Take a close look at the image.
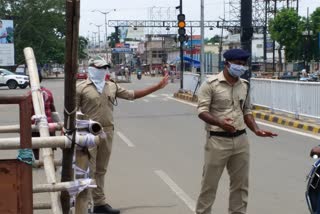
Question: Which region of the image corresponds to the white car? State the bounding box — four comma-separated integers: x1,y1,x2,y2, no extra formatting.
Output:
0,68,29,89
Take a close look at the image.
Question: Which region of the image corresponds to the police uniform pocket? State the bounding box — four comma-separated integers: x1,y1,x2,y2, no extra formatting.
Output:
107,95,116,108
215,98,232,110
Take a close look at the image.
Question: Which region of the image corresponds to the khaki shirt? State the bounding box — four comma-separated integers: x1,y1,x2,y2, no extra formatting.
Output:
76,79,135,128
197,71,252,132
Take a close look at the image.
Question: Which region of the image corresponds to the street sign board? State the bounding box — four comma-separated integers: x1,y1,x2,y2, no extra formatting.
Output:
111,48,132,53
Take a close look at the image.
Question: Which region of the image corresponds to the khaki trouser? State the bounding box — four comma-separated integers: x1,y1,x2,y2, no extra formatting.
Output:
89,127,114,206
196,133,250,214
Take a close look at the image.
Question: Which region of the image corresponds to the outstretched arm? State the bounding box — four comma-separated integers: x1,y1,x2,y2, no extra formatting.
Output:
244,114,277,137
133,74,169,99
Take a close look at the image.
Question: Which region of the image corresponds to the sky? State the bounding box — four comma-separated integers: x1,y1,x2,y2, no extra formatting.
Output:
79,0,320,40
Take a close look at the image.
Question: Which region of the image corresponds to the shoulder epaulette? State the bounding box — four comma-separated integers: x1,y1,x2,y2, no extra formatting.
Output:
76,80,86,88
206,75,219,83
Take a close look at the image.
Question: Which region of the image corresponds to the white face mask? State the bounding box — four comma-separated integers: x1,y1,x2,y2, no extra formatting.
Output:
88,67,109,94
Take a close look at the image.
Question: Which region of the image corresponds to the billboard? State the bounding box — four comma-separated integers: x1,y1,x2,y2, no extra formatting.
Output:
0,19,14,66
126,27,145,41
111,48,132,53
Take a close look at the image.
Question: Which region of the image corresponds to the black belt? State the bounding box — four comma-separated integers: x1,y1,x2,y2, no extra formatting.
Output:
210,129,246,138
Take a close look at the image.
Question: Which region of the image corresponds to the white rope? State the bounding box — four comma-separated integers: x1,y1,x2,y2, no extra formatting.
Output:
66,178,97,197
31,86,41,92
64,107,77,131
76,132,96,149
31,114,47,123
74,164,90,178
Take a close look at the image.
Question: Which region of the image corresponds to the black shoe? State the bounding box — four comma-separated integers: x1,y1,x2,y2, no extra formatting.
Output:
93,204,120,214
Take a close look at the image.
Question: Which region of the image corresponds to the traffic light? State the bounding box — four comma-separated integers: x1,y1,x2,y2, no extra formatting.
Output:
177,14,187,42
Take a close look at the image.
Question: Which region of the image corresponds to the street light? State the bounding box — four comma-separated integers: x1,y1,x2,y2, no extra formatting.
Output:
92,9,116,62
90,23,102,50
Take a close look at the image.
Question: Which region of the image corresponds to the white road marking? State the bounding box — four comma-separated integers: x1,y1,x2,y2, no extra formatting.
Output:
155,170,196,212
169,97,197,107
161,93,171,97
256,121,320,140
169,97,320,140
116,131,135,147
162,98,169,101
129,100,134,103
147,94,157,98
143,99,149,103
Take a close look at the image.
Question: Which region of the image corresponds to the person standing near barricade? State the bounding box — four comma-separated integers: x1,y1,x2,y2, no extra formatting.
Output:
76,56,169,214
195,49,278,214
30,73,60,160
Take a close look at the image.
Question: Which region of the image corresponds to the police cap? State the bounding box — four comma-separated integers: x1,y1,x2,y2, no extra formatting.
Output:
88,56,110,68
223,49,250,61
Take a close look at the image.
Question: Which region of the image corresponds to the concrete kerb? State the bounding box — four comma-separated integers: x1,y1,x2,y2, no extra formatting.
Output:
252,110,320,134
173,92,320,134
173,92,198,102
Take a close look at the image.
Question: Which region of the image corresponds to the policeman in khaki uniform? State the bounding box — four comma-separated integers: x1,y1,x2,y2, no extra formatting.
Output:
195,49,277,214
76,56,169,214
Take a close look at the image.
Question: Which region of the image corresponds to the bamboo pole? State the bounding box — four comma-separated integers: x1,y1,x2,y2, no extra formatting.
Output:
24,47,62,214
0,123,63,133
33,203,51,210
61,0,80,212
75,149,90,214
33,179,96,193
0,135,99,149
33,160,62,168
0,136,68,149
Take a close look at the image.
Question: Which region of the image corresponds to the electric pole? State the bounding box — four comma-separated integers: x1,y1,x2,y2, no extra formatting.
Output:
240,0,253,80
200,0,205,83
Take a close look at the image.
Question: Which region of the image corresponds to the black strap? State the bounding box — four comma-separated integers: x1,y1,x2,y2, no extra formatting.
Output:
210,129,246,138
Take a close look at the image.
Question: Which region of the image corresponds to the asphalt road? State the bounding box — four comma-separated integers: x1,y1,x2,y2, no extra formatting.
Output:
0,76,319,214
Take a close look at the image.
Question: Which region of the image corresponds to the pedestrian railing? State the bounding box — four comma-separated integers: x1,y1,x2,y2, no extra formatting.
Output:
251,78,320,119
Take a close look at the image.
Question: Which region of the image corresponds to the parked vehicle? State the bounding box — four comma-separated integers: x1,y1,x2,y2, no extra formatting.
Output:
299,73,318,82
0,68,29,89
15,64,28,75
137,69,142,80
76,70,87,80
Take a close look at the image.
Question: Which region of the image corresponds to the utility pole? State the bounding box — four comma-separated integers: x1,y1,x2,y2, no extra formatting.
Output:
90,23,102,50
92,9,116,62
263,0,268,73
61,0,80,213
306,7,310,73
190,26,193,69
272,0,277,73
200,0,205,83
240,0,253,80
92,32,97,54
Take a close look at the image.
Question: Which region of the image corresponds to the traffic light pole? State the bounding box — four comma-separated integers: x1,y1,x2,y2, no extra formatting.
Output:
179,0,184,90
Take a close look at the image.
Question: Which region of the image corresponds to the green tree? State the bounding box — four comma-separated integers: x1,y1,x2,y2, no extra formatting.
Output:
206,35,220,44
310,7,320,61
108,32,118,48
0,0,66,65
269,8,304,72
78,36,88,60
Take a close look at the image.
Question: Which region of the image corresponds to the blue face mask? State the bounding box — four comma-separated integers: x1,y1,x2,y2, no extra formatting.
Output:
88,67,109,94
227,62,248,78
